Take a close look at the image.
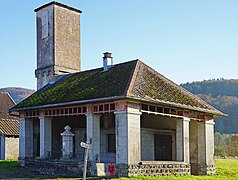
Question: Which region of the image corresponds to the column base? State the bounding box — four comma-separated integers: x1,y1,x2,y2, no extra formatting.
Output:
191,163,216,175
18,157,26,166
18,157,33,166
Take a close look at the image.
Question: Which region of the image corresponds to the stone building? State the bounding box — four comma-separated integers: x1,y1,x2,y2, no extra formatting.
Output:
10,1,223,177
0,92,19,160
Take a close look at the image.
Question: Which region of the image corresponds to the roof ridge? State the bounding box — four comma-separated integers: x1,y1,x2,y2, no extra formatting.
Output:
65,59,139,76
125,60,141,96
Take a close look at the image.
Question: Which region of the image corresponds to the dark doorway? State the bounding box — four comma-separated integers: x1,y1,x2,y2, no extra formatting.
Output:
33,119,40,157
154,134,172,161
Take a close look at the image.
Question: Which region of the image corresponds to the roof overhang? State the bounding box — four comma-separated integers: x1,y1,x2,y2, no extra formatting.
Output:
125,95,225,117
10,95,225,117
9,96,127,112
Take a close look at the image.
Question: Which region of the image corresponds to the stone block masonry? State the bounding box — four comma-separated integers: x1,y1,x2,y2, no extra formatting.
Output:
128,163,190,177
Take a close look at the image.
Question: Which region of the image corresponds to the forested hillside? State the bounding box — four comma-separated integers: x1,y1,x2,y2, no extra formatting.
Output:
181,79,238,134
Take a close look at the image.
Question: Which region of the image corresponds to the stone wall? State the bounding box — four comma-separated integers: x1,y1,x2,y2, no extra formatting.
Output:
5,137,19,160
93,162,190,177
26,160,190,177
26,160,84,177
128,163,190,177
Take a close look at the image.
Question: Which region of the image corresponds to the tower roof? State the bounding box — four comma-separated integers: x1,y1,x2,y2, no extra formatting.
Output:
34,1,82,13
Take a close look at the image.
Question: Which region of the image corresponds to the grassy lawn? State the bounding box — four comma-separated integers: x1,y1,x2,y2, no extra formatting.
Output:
0,159,237,179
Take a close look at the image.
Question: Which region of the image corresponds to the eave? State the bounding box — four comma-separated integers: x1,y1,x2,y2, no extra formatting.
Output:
9,96,127,112
10,94,225,117
125,95,226,117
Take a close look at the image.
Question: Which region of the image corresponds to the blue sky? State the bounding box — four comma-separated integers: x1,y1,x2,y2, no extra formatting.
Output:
0,0,238,90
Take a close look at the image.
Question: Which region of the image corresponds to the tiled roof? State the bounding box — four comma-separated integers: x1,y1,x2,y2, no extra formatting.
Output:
128,61,222,115
11,60,223,116
0,92,18,136
13,60,137,109
0,119,19,137
0,92,17,120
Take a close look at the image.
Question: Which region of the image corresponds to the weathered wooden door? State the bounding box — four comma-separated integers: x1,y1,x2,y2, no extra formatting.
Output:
154,134,172,161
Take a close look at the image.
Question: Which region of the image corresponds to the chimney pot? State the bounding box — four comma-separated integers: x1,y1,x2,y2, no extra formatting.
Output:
103,52,113,71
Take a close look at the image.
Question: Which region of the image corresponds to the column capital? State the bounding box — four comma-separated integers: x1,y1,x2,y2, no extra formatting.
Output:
85,112,101,117
176,117,190,122
205,120,215,125
19,117,26,121
183,117,190,122
39,116,52,120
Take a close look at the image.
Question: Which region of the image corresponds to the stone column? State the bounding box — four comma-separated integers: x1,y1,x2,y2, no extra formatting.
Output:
189,120,199,174
176,117,190,163
114,104,141,165
86,113,100,162
39,116,52,158
19,117,33,166
61,125,75,158
197,120,215,175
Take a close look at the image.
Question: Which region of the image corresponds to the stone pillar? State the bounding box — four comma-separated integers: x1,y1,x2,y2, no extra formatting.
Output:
39,117,52,158
86,113,100,162
176,117,190,163
19,117,33,166
189,120,199,174
61,125,75,158
114,104,141,165
197,120,215,175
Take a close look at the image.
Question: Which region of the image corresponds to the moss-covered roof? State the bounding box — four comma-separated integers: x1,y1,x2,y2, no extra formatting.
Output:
11,60,223,115
129,61,223,115
13,60,137,109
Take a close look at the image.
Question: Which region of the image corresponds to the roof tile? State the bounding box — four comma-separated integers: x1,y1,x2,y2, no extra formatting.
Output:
11,60,223,116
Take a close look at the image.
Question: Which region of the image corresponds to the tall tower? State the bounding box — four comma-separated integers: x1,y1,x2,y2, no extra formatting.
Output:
34,2,82,90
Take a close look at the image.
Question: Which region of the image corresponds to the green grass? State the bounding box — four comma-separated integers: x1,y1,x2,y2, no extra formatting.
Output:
0,159,237,179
